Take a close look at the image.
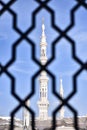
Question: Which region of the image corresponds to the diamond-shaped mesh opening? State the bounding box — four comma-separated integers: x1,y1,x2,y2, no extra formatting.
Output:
48,0,77,30
11,0,38,32
0,74,18,117
48,38,80,99
8,40,38,100
0,12,19,65
69,70,87,117
68,6,87,62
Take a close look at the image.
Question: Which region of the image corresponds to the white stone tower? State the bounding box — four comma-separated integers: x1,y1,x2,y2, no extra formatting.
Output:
59,78,64,119
40,18,47,65
23,100,30,129
37,20,49,120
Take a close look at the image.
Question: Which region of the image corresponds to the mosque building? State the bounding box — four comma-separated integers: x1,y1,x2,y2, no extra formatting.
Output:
0,21,87,130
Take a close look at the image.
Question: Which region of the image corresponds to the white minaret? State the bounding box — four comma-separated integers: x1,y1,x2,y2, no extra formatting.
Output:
59,78,64,119
23,100,30,130
37,19,49,120
40,18,47,65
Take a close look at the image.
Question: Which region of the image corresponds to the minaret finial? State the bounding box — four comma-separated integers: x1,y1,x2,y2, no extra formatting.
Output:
60,77,63,97
60,76,62,83
42,17,45,35
42,17,44,24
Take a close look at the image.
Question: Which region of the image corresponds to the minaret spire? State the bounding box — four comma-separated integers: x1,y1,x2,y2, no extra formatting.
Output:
60,78,64,98
40,18,47,65
42,17,45,36
37,19,49,120
59,77,65,119
42,17,44,24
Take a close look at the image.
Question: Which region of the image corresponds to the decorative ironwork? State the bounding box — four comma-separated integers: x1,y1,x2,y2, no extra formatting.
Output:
0,0,87,130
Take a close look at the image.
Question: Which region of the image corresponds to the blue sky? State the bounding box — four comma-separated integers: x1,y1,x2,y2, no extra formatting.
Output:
0,0,87,119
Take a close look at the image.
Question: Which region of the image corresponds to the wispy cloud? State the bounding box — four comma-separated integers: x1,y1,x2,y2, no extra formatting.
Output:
58,65,80,76
75,31,87,43
73,30,87,43
59,70,75,76
0,34,7,40
15,60,37,67
78,72,87,81
81,77,87,81
0,91,2,96
11,66,31,74
10,60,38,74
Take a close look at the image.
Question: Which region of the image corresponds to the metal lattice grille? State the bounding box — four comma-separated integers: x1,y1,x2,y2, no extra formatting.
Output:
0,0,87,130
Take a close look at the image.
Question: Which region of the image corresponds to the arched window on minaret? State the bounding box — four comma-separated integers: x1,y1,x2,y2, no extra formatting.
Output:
41,49,45,57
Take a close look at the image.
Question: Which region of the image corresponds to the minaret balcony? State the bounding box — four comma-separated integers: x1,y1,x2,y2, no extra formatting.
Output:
40,42,47,46
40,57,47,65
